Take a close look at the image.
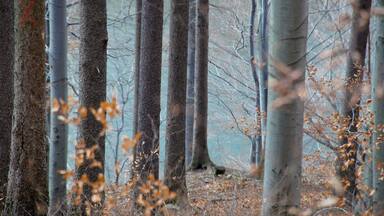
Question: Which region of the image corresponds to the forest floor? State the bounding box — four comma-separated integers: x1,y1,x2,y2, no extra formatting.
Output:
107,151,351,215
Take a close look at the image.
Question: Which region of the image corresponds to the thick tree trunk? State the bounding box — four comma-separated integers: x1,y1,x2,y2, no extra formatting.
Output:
75,0,107,214
189,0,225,175
337,0,371,206
185,0,196,168
372,0,384,214
190,0,211,170
132,1,163,213
261,0,308,215
134,0,163,185
164,0,189,205
3,1,48,215
48,0,68,214
0,0,14,211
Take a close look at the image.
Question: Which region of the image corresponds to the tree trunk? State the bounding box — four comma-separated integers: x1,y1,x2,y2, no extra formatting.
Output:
256,0,268,173
134,0,163,186
249,0,264,177
185,0,196,168
0,0,14,211
3,1,48,215
164,0,189,205
75,0,107,214
261,0,308,215
337,0,371,206
190,0,211,170
48,0,68,214
189,0,224,175
372,0,384,214
132,0,142,166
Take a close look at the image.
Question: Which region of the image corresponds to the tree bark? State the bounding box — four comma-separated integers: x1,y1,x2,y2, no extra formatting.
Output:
132,0,142,167
190,0,211,170
261,0,308,215
249,0,265,178
337,0,371,206
48,0,68,214
134,0,163,185
3,0,48,215
164,0,189,205
189,0,224,175
256,0,268,172
75,0,107,214
0,0,14,211
249,0,261,167
185,0,196,168
372,0,384,214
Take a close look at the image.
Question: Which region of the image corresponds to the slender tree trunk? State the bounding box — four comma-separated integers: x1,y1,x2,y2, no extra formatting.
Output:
45,1,51,138
134,0,163,186
48,0,68,214
3,1,48,215
164,0,189,205
249,0,261,167
185,0,196,168
261,0,308,215
132,0,142,166
75,0,107,214
133,1,142,138
338,0,371,205
0,0,14,211
372,1,384,214
256,0,268,172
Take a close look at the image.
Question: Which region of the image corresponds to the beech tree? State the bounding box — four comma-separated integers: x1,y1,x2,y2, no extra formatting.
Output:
186,0,197,167
132,0,142,167
249,0,261,167
0,0,14,211
48,0,68,213
338,0,371,205
190,0,213,170
253,0,269,174
4,1,48,215
164,0,189,205
189,0,225,175
261,0,308,215
132,0,142,139
75,0,108,213
134,0,163,183
372,0,384,214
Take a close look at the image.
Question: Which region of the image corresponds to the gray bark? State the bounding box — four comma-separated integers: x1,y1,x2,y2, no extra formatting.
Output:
132,0,141,139
75,0,107,214
48,0,68,214
185,0,196,168
190,0,212,169
261,0,308,215
372,0,384,214
256,0,268,170
0,0,14,211
337,0,371,205
164,0,189,205
249,0,261,167
134,0,163,183
132,1,163,213
3,1,48,215
132,0,142,168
